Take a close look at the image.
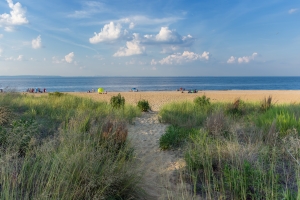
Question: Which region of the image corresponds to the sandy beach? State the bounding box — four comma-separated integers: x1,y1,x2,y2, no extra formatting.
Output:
65,90,300,111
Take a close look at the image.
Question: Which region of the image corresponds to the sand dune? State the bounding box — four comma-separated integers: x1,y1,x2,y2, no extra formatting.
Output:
32,90,300,198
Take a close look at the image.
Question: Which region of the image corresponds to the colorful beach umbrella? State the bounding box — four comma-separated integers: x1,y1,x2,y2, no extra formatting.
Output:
98,88,104,93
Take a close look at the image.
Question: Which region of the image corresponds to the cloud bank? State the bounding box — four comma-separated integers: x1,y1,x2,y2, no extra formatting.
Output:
158,51,209,65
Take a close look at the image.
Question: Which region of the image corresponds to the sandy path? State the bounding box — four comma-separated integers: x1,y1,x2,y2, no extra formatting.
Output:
128,112,187,199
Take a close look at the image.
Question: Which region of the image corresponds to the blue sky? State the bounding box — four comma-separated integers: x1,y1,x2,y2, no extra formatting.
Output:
0,0,299,76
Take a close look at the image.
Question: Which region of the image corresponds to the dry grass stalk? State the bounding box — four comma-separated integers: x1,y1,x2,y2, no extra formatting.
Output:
205,111,228,137
265,120,278,146
101,119,128,144
0,106,12,125
261,96,272,111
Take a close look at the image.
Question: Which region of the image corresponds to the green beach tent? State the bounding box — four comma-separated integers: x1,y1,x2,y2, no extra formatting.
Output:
98,87,104,94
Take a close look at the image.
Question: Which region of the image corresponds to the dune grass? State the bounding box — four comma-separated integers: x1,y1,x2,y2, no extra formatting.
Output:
0,93,144,199
159,96,300,199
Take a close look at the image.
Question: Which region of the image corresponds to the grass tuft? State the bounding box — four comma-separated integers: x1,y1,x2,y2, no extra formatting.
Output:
0,106,13,125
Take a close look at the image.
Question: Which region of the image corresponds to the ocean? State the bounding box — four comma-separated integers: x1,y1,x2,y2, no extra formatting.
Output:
0,76,300,92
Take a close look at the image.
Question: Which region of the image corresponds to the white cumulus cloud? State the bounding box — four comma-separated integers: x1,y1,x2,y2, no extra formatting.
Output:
89,22,122,43
65,52,74,63
0,0,28,31
159,51,209,65
288,8,298,14
32,35,42,49
144,27,194,46
227,52,258,64
113,33,145,57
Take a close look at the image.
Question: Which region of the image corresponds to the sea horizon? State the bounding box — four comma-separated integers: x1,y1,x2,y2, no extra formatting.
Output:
1,76,300,92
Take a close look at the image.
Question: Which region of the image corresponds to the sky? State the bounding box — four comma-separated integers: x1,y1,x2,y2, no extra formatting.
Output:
0,0,299,76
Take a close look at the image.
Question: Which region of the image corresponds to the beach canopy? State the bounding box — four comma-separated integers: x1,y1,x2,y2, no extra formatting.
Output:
131,88,138,92
98,88,104,93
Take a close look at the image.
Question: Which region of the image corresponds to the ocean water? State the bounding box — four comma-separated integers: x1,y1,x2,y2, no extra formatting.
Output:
0,76,300,92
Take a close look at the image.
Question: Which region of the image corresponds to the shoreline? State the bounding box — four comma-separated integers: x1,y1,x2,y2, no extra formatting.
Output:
27,90,300,111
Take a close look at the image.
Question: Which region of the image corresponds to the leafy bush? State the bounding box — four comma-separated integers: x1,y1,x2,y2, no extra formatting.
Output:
159,125,197,150
137,99,150,112
110,93,125,109
194,95,210,107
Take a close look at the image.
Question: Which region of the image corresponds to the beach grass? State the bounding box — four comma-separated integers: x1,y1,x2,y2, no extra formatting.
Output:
159,97,300,199
0,93,144,199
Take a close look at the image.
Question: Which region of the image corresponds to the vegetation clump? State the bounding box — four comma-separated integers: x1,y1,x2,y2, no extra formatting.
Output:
137,99,151,112
0,93,143,199
110,93,125,109
194,95,211,107
226,98,247,116
0,106,13,125
159,125,197,150
159,97,300,199
260,95,273,112
48,91,65,97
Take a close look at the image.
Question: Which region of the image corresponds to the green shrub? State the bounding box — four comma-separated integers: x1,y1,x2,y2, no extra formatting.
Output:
194,95,210,107
137,99,150,112
159,125,197,150
110,93,125,109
